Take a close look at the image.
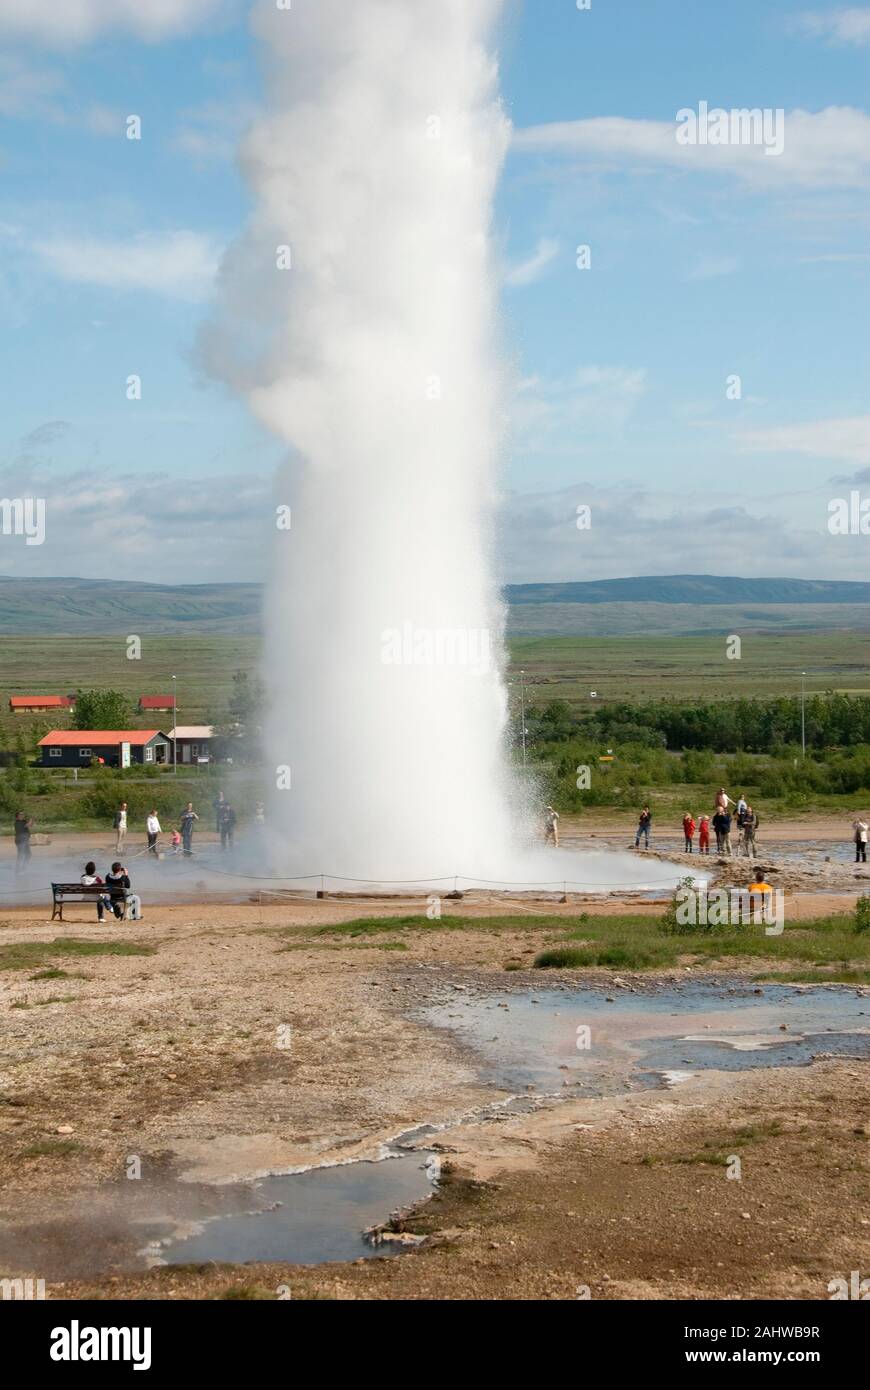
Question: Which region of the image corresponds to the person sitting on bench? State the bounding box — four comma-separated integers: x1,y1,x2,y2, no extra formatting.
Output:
80,861,112,923
105,861,140,920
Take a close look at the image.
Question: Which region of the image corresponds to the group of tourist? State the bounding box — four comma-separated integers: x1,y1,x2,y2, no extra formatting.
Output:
112,792,240,857
12,789,256,872
539,791,869,863
678,790,760,857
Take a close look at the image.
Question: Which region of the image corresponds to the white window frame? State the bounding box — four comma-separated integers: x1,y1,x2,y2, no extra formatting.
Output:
144,746,154,762
49,747,62,758
79,747,93,758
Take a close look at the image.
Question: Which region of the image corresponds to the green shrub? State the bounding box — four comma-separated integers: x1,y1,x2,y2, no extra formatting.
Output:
856,897,870,935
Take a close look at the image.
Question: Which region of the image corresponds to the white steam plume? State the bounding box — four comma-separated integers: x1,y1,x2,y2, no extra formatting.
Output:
202,0,693,895
206,0,517,880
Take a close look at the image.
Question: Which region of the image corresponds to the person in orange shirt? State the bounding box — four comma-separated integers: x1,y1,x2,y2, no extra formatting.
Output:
747,867,773,914
697,814,711,854
682,812,696,853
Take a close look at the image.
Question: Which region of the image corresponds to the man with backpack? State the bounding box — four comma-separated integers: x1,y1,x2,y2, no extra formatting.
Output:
741,806,759,857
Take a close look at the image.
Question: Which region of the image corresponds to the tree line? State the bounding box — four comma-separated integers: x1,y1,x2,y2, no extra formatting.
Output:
525,692,870,754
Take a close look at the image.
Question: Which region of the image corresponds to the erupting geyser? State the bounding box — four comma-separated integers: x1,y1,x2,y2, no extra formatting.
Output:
205,0,690,893
210,0,515,879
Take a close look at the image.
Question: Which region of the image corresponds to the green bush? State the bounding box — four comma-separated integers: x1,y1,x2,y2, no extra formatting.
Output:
856,897,870,934
658,875,731,936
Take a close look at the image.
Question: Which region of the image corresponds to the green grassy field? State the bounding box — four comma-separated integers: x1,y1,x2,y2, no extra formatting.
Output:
2,630,869,831
507,632,870,712
2,629,867,742
286,910,870,983
0,635,259,745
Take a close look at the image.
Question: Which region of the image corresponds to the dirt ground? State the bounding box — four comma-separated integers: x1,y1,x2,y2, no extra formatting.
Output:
0,884,868,1301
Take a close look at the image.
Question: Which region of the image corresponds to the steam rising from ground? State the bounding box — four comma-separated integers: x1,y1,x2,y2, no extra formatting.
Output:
202,0,691,891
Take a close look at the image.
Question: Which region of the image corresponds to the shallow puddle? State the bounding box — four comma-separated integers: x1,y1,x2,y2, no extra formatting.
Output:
151,1153,436,1268
0,1153,437,1280
4,981,867,1281
420,981,870,1094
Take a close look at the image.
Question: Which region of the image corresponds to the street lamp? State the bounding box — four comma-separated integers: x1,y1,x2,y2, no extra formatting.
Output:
519,668,527,770
172,675,177,775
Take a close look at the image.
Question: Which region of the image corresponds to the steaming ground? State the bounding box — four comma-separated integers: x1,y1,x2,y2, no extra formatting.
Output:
0,829,699,908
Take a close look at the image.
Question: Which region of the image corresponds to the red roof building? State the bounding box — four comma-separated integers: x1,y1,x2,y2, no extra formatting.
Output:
138,695,177,712
9,695,75,713
38,729,171,768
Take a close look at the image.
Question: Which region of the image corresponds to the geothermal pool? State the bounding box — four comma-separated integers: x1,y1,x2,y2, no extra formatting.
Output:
2,981,865,1280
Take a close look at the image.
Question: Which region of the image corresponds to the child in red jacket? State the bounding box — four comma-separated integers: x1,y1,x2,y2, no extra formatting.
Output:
683,813,696,853
698,814,710,853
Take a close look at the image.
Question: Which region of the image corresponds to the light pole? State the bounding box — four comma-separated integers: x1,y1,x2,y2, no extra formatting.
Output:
172,675,177,775
800,671,806,759
519,668,527,770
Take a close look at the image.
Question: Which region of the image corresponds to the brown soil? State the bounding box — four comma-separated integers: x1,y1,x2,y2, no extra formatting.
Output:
1,895,868,1300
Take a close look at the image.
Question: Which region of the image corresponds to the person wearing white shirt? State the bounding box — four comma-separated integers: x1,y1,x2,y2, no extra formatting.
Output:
113,802,128,853
146,811,161,856
854,817,868,865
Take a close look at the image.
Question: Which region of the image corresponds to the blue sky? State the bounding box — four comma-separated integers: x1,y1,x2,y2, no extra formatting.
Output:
1,0,869,582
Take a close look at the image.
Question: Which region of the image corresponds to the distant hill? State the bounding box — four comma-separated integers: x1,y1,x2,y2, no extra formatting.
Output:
0,577,262,635
506,576,870,606
0,574,868,637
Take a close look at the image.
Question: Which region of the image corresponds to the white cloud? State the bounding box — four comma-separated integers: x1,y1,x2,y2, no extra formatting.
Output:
2,453,864,586
737,416,870,467
0,0,234,46
0,54,121,130
797,8,870,46
510,366,647,455
0,53,63,119
0,458,271,582
171,99,257,164
31,230,222,300
512,107,870,190
798,252,870,263
500,481,866,585
504,236,560,287
686,255,741,280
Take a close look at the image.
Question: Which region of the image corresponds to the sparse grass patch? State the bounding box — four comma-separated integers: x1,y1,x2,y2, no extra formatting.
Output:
535,944,660,970
21,1139,84,1158
0,938,154,974
533,911,870,974
642,1120,785,1168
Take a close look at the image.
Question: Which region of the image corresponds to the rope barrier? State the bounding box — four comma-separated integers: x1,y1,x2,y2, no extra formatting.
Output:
0,864,688,898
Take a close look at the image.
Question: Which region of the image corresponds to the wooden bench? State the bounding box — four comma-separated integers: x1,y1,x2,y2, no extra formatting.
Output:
50,882,129,922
